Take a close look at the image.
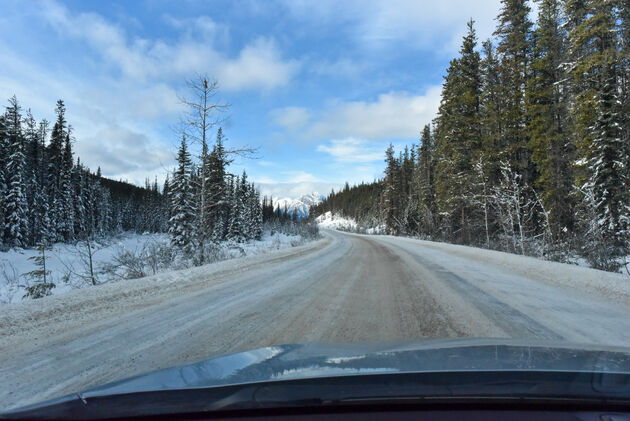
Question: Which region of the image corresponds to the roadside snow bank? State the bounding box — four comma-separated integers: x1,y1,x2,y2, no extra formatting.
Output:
389,236,630,308
0,234,330,350
315,211,358,231
0,230,312,304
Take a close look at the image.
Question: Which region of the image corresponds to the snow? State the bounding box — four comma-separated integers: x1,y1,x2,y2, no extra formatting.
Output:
315,211,358,231
0,230,311,305
371,233,630,346
378,235,630,309
3,230,630,410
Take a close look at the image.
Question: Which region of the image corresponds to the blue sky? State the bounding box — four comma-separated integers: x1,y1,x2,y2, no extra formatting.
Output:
0,0,506,199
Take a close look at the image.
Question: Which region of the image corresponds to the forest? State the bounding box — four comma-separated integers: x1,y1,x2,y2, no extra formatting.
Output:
0,97,168,249
311,0,630,271
0,81,307,298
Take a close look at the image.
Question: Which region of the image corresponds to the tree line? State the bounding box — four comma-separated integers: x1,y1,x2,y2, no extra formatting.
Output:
312,0,630,271
0,96,166,250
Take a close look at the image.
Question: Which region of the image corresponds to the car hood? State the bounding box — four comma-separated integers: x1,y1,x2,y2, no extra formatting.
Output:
6,337,630,418
73,338,630,397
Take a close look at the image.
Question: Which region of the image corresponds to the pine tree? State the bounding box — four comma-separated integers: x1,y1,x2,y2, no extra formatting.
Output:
434,20,483,243
228,175,246,241
47,100,67,241
169,135,196,255
494,0,534,184
526,0,574,235
585,0,627,262
250,185,263,239
57,132,75,241
3,96,29,247
416,124,436,236
0,114,8,245
381,144,400,233
479,40,505,187
207,128,230,242
23,241,55,299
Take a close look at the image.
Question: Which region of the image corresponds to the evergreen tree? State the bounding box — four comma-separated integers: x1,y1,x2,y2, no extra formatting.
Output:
434,21,482,242
3,96,29,247
57,132,75,241
207,128,230,242
169,135,196,255
0,114,8,245
23,241,55,299
526,0,574,235
480,40,504,186
494,0,534,183
417,124,436,235
228,175,246,241
584,0,627,264
381,144,400,233
47,100,67,241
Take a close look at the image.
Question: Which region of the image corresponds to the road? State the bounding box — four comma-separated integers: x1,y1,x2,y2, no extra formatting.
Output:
2,229,630,410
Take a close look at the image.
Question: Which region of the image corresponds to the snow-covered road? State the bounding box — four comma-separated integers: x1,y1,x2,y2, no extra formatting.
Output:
2,229,630,410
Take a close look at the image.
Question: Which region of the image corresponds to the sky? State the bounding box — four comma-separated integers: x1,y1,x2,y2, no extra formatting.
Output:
0,0,508,199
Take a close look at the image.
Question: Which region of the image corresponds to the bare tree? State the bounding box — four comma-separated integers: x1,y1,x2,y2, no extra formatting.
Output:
177,76,257,264
57,238,103,286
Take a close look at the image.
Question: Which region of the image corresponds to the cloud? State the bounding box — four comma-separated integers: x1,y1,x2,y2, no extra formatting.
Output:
311,58,363,78
76,126,173,181
218,38,300,91
281,170,320,183
271,106,311,131
256,182,343,199
281,0,504,54
316,138,383,163
308,86,442,140
40,0,298,91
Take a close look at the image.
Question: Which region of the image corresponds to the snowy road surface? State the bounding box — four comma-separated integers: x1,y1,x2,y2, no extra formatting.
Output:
2,229,630,410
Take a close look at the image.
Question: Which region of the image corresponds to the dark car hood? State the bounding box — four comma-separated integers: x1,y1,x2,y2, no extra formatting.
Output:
6,338,630,418
71,338,630,397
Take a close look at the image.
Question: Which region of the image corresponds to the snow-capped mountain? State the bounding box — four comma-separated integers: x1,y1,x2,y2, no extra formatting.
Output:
274,192,325,220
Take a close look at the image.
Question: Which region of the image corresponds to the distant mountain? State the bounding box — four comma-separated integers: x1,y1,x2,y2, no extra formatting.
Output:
274,192,325,220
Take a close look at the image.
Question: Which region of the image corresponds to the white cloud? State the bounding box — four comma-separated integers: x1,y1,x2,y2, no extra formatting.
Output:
76,126,174,178
218,38,300,91
40,0,298,91
281,0,504,54
308,86,442,140
77,126,174,181
316,138,383,163
256,182,343,199
311,58,363,78
271,106,311,131
281,170,320,183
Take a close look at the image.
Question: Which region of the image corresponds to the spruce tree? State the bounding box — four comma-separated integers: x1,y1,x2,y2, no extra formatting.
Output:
433,21,483,242
0,114,7,245
24,241,55,299
480,40,504,185
416,124,436,236
381,144,400,233
57,132,75,241
207,128,230,242
169,135,196,255
584,0,627,264
494,0,534,184
526,0,574,235
4,96,29,247
47,100,67,241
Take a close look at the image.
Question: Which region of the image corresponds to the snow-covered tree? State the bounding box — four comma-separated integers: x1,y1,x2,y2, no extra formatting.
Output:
3,96,29,247
169,135,196,255
23,241,55,299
